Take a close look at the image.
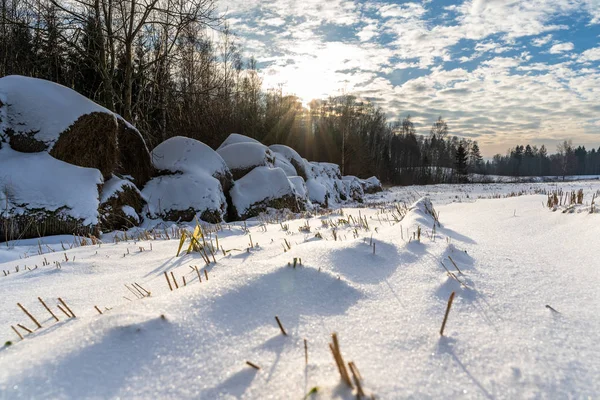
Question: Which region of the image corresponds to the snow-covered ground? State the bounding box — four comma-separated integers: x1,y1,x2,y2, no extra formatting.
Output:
1,181,599,399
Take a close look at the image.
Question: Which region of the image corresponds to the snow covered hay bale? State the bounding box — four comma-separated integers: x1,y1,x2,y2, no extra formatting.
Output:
0,147,103,240
306,161,346,205
141,172,227,223
216,142,275,180
99,176,145,231
269,144,308,179
151,136,233,191
342,176,365,202
0,75,119,177
116,118,153,186
229,167,305,220
217,133,260,150
361,176,383,194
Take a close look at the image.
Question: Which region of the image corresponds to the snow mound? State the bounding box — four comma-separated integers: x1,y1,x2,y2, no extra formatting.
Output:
408,197,440,227
0,146,102,239
229,167,304,219
151,136,233,190
0,75,111,149
269,144,308,179
217,142,275,180
142,172,226,223
217,133,260,150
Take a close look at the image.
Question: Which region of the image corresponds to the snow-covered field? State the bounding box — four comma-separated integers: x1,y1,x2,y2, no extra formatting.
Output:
1,181,599,399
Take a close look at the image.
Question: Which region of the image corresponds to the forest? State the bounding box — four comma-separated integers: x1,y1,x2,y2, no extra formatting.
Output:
0,0,597,185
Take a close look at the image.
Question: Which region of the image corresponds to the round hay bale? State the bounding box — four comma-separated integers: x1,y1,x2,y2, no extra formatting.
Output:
217,142,275,180
49,112,118,178
229,167,304,220
269,144,309,180
116,118,154,186
99,177,145,231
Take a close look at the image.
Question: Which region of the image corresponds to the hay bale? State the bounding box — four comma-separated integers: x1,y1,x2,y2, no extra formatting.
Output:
151,136,233,192
269,145,309,180
229,167,304,220
116,118,154,186
48,112,118,178
0,146,103,240
99,176,145,232
361,176,383,194
217,133,260,150
342,176,365,203
142,172,227,223
217,142,275,180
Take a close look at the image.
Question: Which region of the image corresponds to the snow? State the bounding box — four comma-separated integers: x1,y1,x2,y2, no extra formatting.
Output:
269,145,307,177
0,146,102,224
0,76,114,149
305,178,329,205
217,133,260,150
272,152,297,177
288,176,308,200
229,166,297,217
151,136,230,180
1,180,600,399
216,142,275,177
141,172,226,221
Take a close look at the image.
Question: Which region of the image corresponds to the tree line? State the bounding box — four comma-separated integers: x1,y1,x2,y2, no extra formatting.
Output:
0,0,595,185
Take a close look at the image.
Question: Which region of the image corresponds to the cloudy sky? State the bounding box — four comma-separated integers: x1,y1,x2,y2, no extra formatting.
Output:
220,0,600,156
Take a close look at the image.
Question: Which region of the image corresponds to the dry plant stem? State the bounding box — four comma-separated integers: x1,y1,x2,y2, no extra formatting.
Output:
170,271,179,289
17,303,42,329
194,266,202,283
38,297,59,322
440,291,456,336
94,306,103,315
11,325,24,340
348,362,365,397
330,333,353,388
164,271,173,291
58,298,76,318
204,270,209,280
275,316,287,336
246,361,260,370
304,339,308,365
17,324,33,334
448,256,462,274
134,283,150,296
182,276,187,286
57,304,72,318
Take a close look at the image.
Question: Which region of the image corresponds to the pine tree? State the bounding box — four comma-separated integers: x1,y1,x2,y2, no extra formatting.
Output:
455,143,469,182
469,141,483,173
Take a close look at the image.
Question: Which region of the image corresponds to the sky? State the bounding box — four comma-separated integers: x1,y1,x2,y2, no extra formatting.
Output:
220,0,600,156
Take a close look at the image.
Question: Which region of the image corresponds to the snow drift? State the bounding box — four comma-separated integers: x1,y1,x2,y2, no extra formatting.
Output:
217,142,276,180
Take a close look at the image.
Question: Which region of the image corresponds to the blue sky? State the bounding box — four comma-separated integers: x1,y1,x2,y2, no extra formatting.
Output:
220,0,600,156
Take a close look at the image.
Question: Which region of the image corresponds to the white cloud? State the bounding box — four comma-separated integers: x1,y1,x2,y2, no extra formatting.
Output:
532,34,553,46
549,42,574,54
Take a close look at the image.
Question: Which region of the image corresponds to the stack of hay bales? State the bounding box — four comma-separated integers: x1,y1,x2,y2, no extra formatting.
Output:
218,134,309,219
0,75,153,238
142,136,231,223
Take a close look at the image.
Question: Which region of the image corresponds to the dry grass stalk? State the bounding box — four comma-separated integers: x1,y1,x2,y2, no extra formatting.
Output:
330,333,353,388
447,256,462,274
304,338,308,365
204,269,209,281
17,324,33,334
94,306,103,315
275,316,287,336
17,303,42,329
246,361,261,370
440,291,455,336
194,266,202,283
170,271,179,289
348,362,365,397
134,283,150,296
57,304,72,318
11,325,24,340
58,298,76,318
182,276,187,286
38,297,59,322
164,271,173,291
